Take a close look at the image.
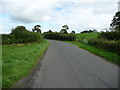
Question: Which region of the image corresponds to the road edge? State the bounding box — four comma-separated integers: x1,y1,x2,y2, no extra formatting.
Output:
11,42,50,88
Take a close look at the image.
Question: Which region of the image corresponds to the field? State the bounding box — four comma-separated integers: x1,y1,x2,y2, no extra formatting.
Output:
75,33,100,43
2,40,49,88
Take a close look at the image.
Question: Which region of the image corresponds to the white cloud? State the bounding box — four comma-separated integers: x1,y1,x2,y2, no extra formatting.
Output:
1,0,119,33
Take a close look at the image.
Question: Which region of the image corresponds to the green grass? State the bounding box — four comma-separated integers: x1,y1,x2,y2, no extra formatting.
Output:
75,33,100,43
66,41,120,65
2,40,49,88
0,43,2,89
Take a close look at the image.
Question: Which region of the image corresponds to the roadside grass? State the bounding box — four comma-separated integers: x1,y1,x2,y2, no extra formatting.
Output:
0,44,2,89
75,33,100,42
2,40,49,88
66,41,120,65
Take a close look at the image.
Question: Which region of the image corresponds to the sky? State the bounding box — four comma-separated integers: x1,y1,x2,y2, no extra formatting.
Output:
0,0,119,34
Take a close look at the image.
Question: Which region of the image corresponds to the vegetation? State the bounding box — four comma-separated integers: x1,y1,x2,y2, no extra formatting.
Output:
110,11,120,30
88,12,120,56
44,32,76,41
60,25,69,34
2,25,49,88
71,31,75,34
32,25,41,33
2,40,49,88
2,26,43,45
66,41,120,65
75,33,100,43
80,30,98,33
99,31,120,41
89,38,120,55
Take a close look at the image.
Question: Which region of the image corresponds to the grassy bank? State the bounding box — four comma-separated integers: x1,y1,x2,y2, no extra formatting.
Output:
75,33,100,42
2,40,49,88
66,41,120,65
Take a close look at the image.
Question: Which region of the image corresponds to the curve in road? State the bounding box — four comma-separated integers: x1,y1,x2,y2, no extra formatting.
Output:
27,40,118,88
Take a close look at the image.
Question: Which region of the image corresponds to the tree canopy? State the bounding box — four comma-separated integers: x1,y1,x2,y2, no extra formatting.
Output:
32,25,41,33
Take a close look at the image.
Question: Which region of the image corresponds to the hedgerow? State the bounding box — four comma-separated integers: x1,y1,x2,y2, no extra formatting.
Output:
2,26,44,45
44,32,76,41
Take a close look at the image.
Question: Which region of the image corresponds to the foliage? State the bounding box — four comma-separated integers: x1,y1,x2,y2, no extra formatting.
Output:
44,32,76,41
32,25,41,33
2,40,49,88
75,33,100,43
88,38,120,55
60,25,69,34
2,34,16,44
2,26,44,44
62,25,69,30
110,11,120,30
99,31,120,41
81,30,97,33
71,31,75,34
60,29,68,34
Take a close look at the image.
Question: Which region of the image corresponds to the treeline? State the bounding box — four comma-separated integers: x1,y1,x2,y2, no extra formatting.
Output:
2,26,43,45
43,32,76,41
43,25,76,41
81,30,98,33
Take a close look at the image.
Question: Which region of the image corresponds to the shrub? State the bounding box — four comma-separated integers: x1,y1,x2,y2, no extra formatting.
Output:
44,32,76,41
2,26,44,45
2,34,17,44
88,38,120,55
99,31,120,41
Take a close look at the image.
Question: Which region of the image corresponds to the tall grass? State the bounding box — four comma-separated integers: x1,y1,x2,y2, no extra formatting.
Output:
2,40,49,88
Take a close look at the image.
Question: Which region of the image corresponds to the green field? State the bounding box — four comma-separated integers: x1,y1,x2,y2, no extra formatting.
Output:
66,41,120,65
75,33,100,43
2,40,49,88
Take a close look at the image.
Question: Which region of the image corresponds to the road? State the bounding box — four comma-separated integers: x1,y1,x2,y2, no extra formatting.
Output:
27,40,118,88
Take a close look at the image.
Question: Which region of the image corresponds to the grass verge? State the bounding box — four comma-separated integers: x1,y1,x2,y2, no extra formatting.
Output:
66,41,120,65
2,40,49,88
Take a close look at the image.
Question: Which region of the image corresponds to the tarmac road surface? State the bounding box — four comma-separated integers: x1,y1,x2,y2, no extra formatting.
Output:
27,40,118,88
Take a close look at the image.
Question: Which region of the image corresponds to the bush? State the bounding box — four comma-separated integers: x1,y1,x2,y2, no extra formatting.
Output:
44,32,76,41
2,26,44,45
2,34,17,44
99,31,120,41
88,38,120,55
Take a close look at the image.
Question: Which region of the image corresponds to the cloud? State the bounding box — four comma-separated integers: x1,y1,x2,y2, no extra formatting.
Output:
1,0,119,33
2,0,57,23
49,1,117,32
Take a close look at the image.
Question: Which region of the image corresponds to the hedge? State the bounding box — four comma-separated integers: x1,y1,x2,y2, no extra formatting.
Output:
44,32,76,41
88,38,120,55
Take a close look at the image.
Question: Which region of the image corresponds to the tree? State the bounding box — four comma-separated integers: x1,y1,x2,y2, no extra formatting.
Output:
93,29,98,33
11,26,27,34
32,25,41,33
110,11,120,32
62,25,69,30
71,31,75,34
81,30,89,33
48,30,52,33
60,25,69,34
88,30,93,33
